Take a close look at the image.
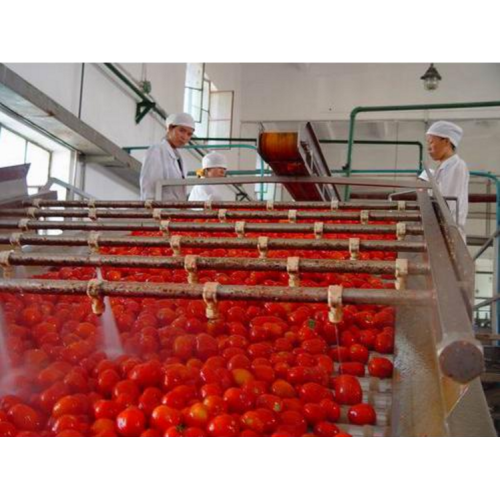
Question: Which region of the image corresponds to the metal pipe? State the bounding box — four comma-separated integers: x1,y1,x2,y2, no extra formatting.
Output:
417,190,483,384
467,171,500,332
0,278,432,306
0,219,424,235
22,199,420,210
4,208,421,222
0,234,427,253
2,251,430,276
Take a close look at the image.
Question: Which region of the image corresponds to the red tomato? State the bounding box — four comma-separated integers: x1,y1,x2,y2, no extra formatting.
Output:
271,380,296,399
374,333,394,354
278,410,307,437
203,395,228,417
8,404,43,432
138,387,163,416
348,344,369,364
299,383,331,404
337,362,366,377
97,369,121,396
52,395,89,418
314,421,339,437
319,399,341,422
0,422,17,437
112,380,140,406
348,403,376,425
195,334,219,360
223,388,254,413
332,375,363,405
367,357,393,378
302,403,327,425
232,368,254,386
93,400,122,420
256,394,283,413
207,414,240,437
128,360,163,388
151,405,182,432
116,407,146,437
184,403,210,428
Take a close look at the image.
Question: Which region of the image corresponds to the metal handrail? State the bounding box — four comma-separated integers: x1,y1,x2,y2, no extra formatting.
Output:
43,177,94,201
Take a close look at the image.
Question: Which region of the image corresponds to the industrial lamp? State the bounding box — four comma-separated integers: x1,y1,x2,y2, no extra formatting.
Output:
420,63,442,91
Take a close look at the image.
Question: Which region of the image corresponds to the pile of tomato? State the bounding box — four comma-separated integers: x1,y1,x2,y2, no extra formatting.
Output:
0,219,396,437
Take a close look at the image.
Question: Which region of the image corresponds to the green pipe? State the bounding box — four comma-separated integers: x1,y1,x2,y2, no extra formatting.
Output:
346,100,500,199
104,63,205,159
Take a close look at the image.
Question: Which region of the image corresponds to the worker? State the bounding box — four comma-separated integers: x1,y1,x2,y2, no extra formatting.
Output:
140,112,195,201
188,151,235,202
420,120,469,241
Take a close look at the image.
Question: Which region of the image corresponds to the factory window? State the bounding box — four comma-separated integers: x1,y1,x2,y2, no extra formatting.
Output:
184,64,233,141
0,124,51,195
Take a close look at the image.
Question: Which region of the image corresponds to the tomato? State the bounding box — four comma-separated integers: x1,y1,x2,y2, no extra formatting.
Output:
52,395,89,418
223,388,254,413
38,382,71,414
116,407,146,436
299,383,331,404
271,380,296,399
302,403,327,425
172,335,196,361
301,338,327,355
141,429,162,437
200,383,223,398
332,375,363,405
367,357,393,378
252,364,275,383
256,394,283,413
203,395,228,417
348,344,369,364
337,362,365,377
51,414,89,435
227,354,251,371
240,411,266,434
0,422,17,437
232,368,254,386
8,404,43,431
20,306,43,327
91,418,116,436
329,346,350,363
195,334,219,361
314,421,339,437
319,399,341,423
97,369,121,396
151,405,182,432
56,429,83,437
138,387,163,416
358,329,377,349
374,333,394,354
207,414,240,437
184,403,210,428
348,403,376,425
278,410,307,437
93,400,122,420
128,360,163,388
112,380,140,406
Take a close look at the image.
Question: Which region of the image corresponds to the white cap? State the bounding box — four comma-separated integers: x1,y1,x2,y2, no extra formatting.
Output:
165,112,195,130
426,121,463,147
202,152,227,170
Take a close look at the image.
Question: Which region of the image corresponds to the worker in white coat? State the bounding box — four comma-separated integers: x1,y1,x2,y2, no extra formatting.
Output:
420,121,469,241
140,112,195,201
188,152,235,202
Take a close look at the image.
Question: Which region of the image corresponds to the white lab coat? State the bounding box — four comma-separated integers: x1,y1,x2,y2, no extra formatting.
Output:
188,184,235,202
419,154,469,240
140,139,187,201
